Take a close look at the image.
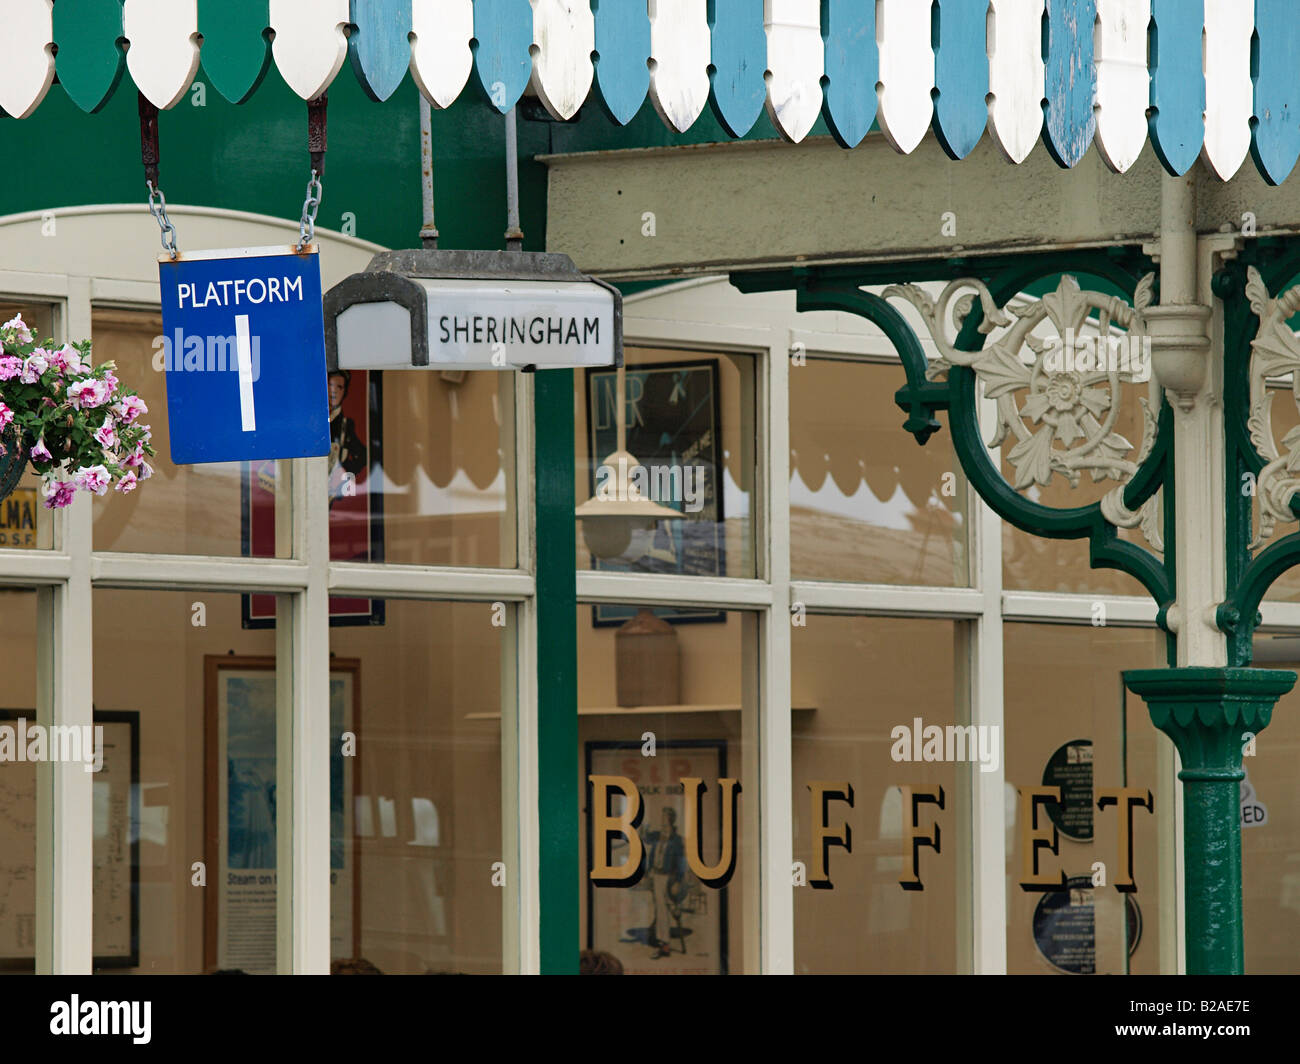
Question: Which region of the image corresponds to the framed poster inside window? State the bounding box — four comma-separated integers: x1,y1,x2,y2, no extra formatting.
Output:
585,740,728,974
0,709,140,970
242,368,385,627
585,360,726,626
0,488,38,549
204,656,359,973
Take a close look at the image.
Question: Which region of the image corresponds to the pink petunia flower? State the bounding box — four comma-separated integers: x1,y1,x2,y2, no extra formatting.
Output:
115,471,139,494
0,403,12,433
0,356,20,380
73,464,111,496
20,352,49,384
93,422,117,449
112,394,148,424
2,315,32,344
57,346,85,375
67,378,110,410
42,481,75,510
30,437,51,462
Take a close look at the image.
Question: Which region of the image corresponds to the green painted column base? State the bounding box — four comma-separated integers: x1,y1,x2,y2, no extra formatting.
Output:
1124,667,1295,975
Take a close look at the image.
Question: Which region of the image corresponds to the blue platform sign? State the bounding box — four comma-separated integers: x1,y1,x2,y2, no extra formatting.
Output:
158,246,331,464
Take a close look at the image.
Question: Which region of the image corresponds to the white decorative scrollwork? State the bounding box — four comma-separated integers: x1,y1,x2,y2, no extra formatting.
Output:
1245,266,1300,547
883,273,1163,547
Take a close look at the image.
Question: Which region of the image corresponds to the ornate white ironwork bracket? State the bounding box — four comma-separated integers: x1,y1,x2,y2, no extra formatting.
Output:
884,272,1163,547
1245,266,1300,546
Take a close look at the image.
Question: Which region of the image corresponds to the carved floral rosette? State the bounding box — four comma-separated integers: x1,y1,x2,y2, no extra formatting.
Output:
883,273,1163,549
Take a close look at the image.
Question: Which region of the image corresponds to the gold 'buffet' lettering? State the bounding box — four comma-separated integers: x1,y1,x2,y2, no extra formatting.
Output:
1019,786,1068,892
899,785,944,891
586,774,1154,894
807,781,853,889
589,775,645,886
589,774,741,889
681,777,741,888
1096,787,1154,892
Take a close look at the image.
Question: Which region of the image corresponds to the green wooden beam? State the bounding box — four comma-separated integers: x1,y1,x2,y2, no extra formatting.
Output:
534,367,578,973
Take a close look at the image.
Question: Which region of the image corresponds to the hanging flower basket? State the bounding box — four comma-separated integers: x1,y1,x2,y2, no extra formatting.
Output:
0,314,154,508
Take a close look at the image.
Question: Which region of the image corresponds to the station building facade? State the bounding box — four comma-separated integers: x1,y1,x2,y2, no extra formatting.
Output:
0,69,1296,976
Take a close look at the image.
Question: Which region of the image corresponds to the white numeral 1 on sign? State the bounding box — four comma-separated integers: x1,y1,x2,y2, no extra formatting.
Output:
235,314,256,432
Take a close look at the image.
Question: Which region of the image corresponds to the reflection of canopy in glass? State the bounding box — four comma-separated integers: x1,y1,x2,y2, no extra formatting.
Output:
790,466,924,531
361,464,509,517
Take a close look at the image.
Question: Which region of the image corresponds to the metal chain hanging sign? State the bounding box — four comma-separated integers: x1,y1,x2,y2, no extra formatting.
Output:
323,96,619,375
148,94,333,465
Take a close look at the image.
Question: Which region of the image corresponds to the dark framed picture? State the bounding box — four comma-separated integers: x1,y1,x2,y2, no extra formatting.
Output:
241,368,385,627
584,739,728,975
584,359,726,627
204,656,360,973
0,709,140,971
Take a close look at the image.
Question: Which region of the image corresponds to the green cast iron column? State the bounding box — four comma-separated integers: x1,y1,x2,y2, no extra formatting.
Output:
1124,668,1294,974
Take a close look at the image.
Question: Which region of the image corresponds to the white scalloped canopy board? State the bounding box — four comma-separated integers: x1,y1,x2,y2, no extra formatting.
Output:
876,0,935,155
987,0,1046,165
765,0,824,144
409,0,473,110
1094,0,1151,174
123,0,201,111
0,0,55,120
532,0,596,121
268,0,351,103
647,0,711,133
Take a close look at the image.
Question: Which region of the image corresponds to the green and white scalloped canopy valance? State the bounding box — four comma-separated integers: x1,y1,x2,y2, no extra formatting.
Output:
4,2,1300,184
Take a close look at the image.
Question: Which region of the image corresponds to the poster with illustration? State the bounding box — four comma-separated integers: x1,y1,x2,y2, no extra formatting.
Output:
206,657,357,973
585,740,728,975
0,711,138,970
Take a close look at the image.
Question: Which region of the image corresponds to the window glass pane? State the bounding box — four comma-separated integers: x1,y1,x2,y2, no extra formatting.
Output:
790,357,969,585
0,301,60,551
356,370,517,568
576,347,756,581
578,604,757,973
792,615,961,972
91,308,285,557
92,589,279,973
1243,637,1300,972
0,589,44,972
1003,623,1174,974
330,599,512,974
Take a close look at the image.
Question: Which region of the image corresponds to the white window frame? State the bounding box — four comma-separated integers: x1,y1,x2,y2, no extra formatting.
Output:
0,205,539,974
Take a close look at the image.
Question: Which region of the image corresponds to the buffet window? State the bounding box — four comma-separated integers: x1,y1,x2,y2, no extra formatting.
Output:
577,603,757,974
